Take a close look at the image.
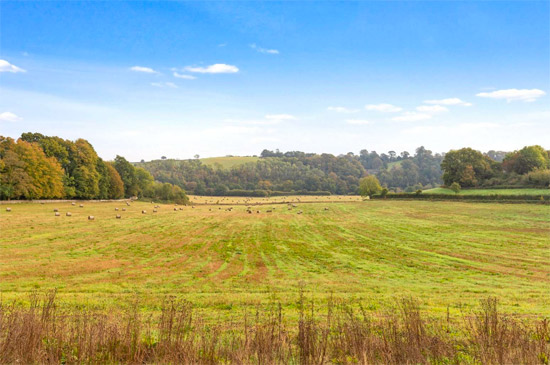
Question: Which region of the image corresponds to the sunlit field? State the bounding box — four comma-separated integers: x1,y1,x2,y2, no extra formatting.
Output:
423,187,550,196
1,198,549,318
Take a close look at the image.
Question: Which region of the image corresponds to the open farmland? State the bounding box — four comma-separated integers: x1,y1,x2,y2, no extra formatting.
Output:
423,187,550,196
1,198,549,318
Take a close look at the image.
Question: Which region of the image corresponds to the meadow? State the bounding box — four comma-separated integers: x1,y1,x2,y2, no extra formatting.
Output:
1,198,550,363
423,187,550,196
1,198,549,318
199,156,259,169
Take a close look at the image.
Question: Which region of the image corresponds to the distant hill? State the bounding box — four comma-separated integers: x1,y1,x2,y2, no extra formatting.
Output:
200,156,259,169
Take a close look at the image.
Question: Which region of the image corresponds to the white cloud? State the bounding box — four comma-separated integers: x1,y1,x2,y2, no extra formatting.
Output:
184,63,239,74
250,44,279,55
416,105,449,113
346,119,370,125
423,98,472,106
327,106,359,113
130,66,158,74
392,112,432,122
476,88,546,102
151,82,178,88
0,59,26,73
173,72,196,80
265,114,296,121
365,103,402,113
0,112,22,122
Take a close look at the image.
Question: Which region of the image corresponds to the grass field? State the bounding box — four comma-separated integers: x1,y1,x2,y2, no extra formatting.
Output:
200,156,259,169
1,198,549,319
188,195,362,205
423,187,550,195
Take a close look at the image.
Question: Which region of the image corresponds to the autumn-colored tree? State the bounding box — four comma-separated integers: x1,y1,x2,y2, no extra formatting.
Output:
0,137,64,199
97,160,125,199
105,162,125,198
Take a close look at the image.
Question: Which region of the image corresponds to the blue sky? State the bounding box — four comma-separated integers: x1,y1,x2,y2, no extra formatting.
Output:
1,1,548,161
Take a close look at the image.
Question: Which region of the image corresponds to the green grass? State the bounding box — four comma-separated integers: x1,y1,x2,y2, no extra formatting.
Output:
424,187,550,195
200,156,259,169
0,199,549,318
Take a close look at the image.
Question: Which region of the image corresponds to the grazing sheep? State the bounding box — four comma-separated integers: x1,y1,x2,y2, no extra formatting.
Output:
153,209,157,213
115,208,119,211
79,204,84,208
55,212,60,216
66,212,72,216
256,210,260,214
297,211,303,215
324,207,329,211
126,202,130,206
6,208,11,212
116,214,121,219
122,208,126,211
71,202,76,206
174,208,178,211
88,216,95,220
142,210,147,214
179,207,183,210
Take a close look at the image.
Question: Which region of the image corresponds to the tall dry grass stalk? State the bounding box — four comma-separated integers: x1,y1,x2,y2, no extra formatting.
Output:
0,291,548,364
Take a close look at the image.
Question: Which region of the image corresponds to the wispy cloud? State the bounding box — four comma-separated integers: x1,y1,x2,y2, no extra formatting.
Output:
173,72,196,80
346,119,370,125
130,66,158,74
476,88,546,102
392,112,432,122
184,63,239,74
327,106,359,113
365,104,402,113
0,59,26,73
423,98,472,106
250,43,279,55
416,105,448,113
0,112,22,122
151,82,178,88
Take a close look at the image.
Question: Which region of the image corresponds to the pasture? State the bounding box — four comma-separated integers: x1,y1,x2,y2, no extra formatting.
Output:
423,187,550,196
199,156,259,169
1,198,549,319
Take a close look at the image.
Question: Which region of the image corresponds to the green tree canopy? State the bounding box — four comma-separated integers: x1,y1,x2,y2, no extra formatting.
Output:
359,175,382,197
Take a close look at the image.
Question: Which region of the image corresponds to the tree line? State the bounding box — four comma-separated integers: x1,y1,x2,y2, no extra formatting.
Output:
138,147,449,195
440,145,550,189
2,132,548,199
142,145,549,196
0,133,188,204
